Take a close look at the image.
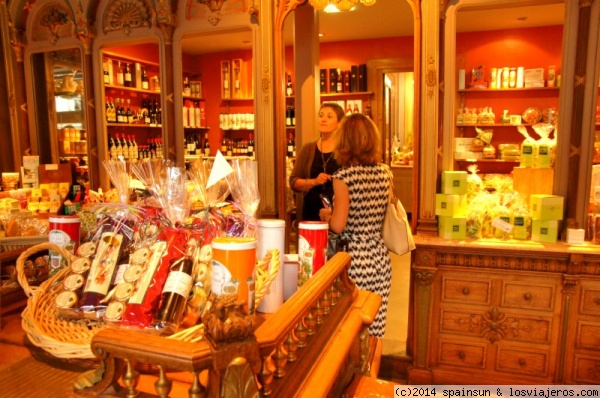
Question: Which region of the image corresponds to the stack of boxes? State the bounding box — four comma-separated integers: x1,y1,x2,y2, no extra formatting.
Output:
436,171,467,239
529,194,564,243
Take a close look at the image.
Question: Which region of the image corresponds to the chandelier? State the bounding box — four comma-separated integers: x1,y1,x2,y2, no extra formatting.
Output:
308,0,376,12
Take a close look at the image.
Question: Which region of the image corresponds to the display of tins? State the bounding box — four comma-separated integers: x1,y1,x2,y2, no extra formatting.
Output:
63,274,85,291
70,257,91,274
123,264,144,283
104,301,126,321
77,241,97,257
55,290,78,308
114,282,135,302
130,247,150,265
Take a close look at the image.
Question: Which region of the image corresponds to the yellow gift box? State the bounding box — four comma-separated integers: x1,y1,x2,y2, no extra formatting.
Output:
438,216,467,240
529,194,564,220
441,171,468,195
435,194,467,217
531,219,559,243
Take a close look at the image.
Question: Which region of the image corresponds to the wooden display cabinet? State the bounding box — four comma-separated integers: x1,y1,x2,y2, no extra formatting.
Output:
409,236,600,385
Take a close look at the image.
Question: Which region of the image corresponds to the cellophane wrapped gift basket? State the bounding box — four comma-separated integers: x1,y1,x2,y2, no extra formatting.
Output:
16,157,280,359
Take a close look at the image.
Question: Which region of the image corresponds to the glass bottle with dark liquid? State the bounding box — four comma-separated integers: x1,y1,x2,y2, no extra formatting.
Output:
153,240,197,334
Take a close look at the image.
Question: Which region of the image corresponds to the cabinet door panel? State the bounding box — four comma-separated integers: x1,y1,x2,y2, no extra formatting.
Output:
572,354,600,384
440,308,484,336
502,315,552,344
579,287,600,316
576,321,600,350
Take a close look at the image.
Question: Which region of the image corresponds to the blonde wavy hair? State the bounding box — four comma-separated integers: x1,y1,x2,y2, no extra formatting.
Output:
333,113,381,166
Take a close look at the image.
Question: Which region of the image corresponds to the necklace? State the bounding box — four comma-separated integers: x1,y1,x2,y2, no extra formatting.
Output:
320,138,332,173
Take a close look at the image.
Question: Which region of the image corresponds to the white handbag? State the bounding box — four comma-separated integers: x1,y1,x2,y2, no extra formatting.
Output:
382,174,415,255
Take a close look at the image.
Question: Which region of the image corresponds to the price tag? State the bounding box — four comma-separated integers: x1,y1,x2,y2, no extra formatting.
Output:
492,218,513,233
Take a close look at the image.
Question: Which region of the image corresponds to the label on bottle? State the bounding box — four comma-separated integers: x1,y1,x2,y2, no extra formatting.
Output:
83,232,124,296
162,270,193,297
128,241,167,305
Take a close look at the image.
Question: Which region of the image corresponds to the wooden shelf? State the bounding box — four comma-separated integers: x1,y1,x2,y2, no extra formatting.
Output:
456,159,520,163
320,91,373,97
106,123,161,128
458,87,560,93
456,123,535,127
105,84,160,95
182,95,205,101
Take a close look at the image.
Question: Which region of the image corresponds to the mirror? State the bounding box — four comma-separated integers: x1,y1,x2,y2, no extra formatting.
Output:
28,48,89,185
177,28,254,166
99,40,163,170
275,0,419,361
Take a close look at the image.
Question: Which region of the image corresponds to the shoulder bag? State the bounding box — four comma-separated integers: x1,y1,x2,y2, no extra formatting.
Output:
382,171,415,256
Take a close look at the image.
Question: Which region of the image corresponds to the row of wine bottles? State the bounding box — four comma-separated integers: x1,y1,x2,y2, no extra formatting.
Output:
109,134,164,161
106,97,162,127
104,59,151,90
185,132,255,158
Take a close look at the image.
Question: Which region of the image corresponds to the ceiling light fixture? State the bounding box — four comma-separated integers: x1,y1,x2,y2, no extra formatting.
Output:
309,0,376,12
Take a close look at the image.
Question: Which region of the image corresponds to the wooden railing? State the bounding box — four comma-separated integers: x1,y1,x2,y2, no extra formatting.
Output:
74,252,382,397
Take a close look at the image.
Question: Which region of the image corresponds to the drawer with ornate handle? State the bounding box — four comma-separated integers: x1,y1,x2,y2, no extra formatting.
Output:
501,281,555,312
441,276,491,305
496,346,549,377
438,340,487,369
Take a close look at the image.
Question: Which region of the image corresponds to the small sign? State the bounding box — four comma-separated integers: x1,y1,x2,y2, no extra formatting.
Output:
492,218,513,233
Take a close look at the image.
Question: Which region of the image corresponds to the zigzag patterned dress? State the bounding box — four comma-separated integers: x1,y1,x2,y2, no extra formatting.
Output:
333,163,392,337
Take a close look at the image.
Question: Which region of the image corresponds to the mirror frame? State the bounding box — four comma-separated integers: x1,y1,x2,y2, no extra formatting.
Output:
274,0,422,232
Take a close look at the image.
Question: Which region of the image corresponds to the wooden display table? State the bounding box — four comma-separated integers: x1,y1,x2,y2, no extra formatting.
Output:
409,236,600,385
74,252,383,397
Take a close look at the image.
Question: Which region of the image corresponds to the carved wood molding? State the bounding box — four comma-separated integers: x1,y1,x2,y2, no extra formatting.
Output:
435,251,569,273
102,0,151,35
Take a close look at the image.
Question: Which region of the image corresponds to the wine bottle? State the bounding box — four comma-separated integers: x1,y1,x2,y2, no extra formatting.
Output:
248,134,255,158
126,99,133,124
79,229,129,314
121,133,129,160
286,73,293,96
103,65,110,85
184,77,191,96
286,105,292,127
153,243,196,334
141,67,149,90
287,133,295,158
204,133,210,156
124,63,132,87
116,61,124,86
221,138,227,153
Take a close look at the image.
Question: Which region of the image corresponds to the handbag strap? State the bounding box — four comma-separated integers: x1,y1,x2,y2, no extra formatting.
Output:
385,165,398,203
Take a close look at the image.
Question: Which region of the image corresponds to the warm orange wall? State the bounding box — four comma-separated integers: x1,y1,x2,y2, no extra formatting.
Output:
284,36,415,81
456,25,563,80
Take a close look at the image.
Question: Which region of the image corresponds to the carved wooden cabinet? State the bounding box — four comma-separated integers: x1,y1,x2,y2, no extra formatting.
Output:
409,236,600,385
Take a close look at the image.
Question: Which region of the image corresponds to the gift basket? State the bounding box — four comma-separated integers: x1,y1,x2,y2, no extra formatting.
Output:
16,157,280,360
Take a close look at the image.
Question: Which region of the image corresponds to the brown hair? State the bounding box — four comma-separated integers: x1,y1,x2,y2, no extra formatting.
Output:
333,113,381,166
320,102,345,122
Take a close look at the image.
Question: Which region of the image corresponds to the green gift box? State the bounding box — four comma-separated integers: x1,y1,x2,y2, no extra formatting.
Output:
441,171,468,195
529,194,564,220
438,216,466,240
531,219,559,243
435,194,467,217
512,215,531,240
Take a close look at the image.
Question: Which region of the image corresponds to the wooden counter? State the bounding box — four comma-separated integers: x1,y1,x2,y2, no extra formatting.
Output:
408,235,600,385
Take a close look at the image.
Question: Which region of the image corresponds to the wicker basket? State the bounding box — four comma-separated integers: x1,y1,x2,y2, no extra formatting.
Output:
0,235,48,252
17,242,279,360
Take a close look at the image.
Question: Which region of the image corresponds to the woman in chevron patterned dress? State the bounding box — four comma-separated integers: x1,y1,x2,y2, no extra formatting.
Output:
319,113,392,337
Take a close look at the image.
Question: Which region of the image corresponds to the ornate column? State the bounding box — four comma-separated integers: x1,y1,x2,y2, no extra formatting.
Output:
417,0,441,235
1,2,29,171
73,0,100,190
153,2,176,161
